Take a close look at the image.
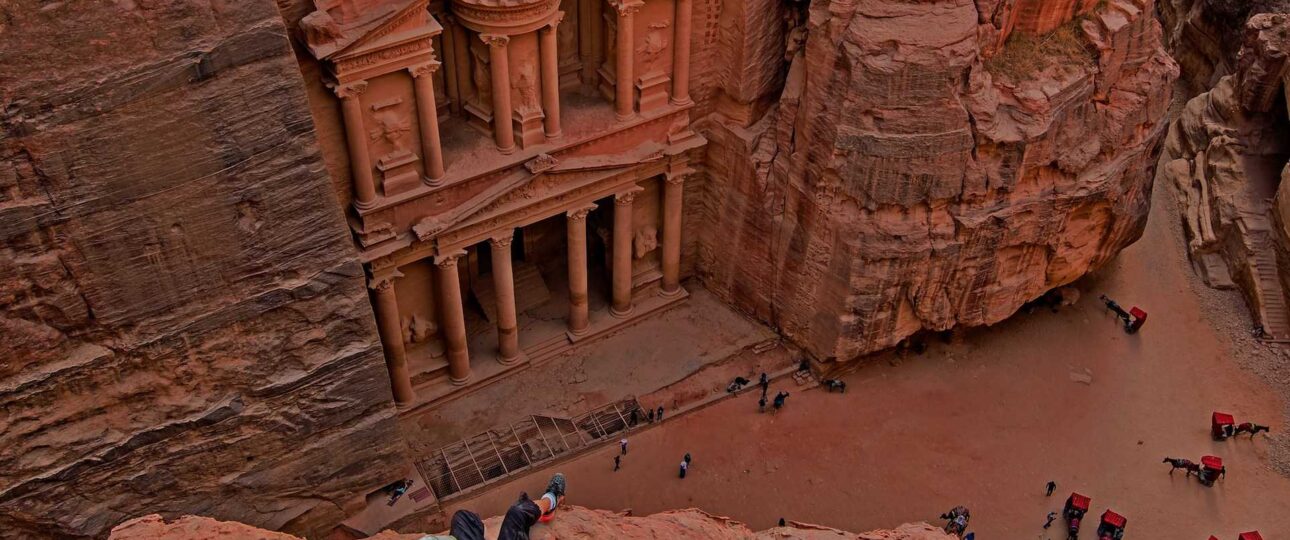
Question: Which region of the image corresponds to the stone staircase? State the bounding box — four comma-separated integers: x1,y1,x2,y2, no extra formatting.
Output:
1239,217,1290,341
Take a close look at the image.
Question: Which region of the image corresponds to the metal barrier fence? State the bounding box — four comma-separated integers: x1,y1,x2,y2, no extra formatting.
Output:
417,398,645,502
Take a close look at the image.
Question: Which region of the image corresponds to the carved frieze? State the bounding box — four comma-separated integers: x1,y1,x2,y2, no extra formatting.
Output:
451,0,560,33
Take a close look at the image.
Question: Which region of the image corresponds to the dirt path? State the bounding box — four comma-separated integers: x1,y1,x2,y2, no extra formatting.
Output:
444,184,1290,538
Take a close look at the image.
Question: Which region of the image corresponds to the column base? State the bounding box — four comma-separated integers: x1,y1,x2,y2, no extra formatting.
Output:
658,285,684,298
498,143,517,155
497,352,523,366
669,97,694,107
354,198,379,212
615,112,636,122
422,175,445,188
610,304,634,319
450,373,472,386
394,400,414,412
566,326,591,339
544,129,563,139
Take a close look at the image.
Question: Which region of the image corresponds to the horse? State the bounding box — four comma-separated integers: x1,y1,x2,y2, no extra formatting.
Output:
1162,457,1199,475
1235,423,1271,438
822,379,847,393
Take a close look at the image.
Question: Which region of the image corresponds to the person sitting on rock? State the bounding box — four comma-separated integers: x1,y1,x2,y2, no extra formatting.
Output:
447,473,566,540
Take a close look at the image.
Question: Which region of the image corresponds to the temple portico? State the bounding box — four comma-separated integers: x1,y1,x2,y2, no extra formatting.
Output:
298,0,703,409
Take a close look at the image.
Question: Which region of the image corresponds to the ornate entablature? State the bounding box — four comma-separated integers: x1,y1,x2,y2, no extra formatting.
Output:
450,0,561,34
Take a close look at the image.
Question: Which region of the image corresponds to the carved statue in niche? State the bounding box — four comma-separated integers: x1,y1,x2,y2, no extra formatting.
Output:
636,22,670,74
368,107,411,153
471,49,492,107
402,313,437,344
633,226,657,259
514,63,540,114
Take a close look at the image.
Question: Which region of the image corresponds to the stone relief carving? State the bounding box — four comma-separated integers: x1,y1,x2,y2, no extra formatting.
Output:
637,22,670,74
633,226,657,258
402,313,437,344
471,49,492,106
369,108,412,152
514,63,540,113
525,153,558,173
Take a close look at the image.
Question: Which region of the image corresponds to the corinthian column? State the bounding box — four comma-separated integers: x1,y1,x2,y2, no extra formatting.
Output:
409,62,446,185
482,34,516,154
660,173,685,296
611,187,641,317
566,204,597,335
370,274,415,405
436,251,472,385
490,232,522,365
612,0,640,120
334,81,378,209
539,13,564,138
670,0,694,105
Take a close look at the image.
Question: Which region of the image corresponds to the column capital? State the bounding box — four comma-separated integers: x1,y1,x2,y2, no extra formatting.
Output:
615,185,645,205
332,80,369,99
435,249,468,268
545,10,565,31
611,0,643,16
567,204,597,222
490,231,516,248
480,33,511,48
665,172,688,185
408,61,442,78
369,270,404,291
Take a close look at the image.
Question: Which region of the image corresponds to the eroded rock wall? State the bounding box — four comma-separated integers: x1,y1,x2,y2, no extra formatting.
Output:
696,0,1178,362
0,1,407,537
1160,0,1290,95
108,508,956,540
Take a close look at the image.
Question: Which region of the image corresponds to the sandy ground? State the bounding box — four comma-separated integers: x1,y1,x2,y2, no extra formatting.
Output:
442,181,1290,537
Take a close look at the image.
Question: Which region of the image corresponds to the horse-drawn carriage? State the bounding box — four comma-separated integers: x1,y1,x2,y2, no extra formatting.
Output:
1097,509,1126,540
1212,411,1236,440
1198,455,1226,486
1063,492,1090,538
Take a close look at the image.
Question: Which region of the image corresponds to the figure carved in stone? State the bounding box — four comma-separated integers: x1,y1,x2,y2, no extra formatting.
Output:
633,226,658,259
369,108,411,152
471,49,492,107
637,22,670,74
514,63,540,113
402,313,437,344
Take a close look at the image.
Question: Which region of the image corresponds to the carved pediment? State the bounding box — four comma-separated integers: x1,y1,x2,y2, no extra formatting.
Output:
303,0,441,64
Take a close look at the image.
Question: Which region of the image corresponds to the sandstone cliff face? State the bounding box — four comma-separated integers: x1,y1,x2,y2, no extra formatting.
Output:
1160,0,1290,95
0,1,408,537
696,0,1178,361
108,508,956,540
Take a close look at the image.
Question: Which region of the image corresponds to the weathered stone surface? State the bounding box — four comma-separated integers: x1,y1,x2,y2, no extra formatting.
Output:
107,508,957,540
1162,13,1290,338
696,0,1178,361
0,1,408,538
1159,0,1290,95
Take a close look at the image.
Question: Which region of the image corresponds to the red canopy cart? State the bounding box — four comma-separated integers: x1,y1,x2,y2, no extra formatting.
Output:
1213,411,1236,440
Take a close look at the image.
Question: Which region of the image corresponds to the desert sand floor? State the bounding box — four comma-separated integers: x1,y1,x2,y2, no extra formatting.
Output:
445,183,1290,538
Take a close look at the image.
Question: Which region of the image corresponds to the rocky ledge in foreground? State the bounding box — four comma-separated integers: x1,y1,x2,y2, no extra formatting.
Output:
109,507,955,540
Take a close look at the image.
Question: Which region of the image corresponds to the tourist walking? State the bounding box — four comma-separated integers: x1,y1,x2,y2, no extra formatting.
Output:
620,437,628,455
759,372,769,396
647,408,655,423
773,391,788,412
1045,480,1056,496
1043,511,1057,529
613,455,620,472
684,452,692,466
758,394,767,413
679,458,688,478
656,406,664,421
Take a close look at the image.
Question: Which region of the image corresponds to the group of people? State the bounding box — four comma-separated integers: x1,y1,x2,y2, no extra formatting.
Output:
752,372,791,413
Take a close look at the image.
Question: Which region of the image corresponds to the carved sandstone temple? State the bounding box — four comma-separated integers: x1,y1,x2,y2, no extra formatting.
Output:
296,0,702,407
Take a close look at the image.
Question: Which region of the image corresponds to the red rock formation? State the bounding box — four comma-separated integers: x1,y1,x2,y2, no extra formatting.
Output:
0,1,408,537
696,0,1178,361
1159,0,1290,94
108,508,956,540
